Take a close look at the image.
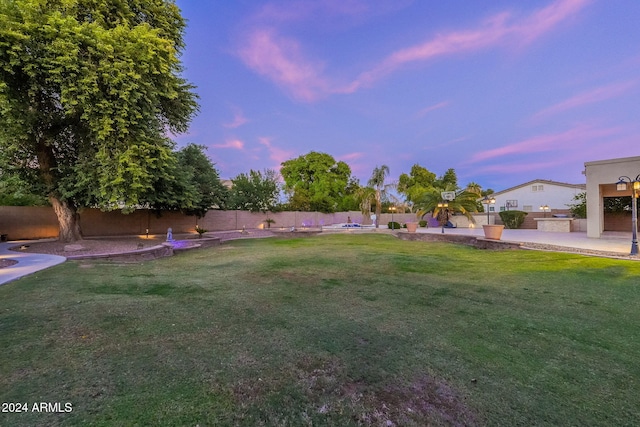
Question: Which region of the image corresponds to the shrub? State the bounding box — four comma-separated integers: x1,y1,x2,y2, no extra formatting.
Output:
195,225,208,237
419,220,427,227
499,210,528,229
568,192,586,218
387,221,401,230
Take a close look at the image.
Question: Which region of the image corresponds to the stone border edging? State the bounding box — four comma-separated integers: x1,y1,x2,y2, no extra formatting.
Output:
66,237,221,261
395,231,523,250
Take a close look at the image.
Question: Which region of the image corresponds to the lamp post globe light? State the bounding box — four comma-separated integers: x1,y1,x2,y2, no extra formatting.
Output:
389,206,397,229
482,196,496,225
616,175,640,256
539,204,550,218
437,202,449,234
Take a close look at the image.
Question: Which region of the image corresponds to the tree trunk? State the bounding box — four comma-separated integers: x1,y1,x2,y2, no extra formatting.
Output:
35,135,82,242
50,197,82,243
375,190,381,228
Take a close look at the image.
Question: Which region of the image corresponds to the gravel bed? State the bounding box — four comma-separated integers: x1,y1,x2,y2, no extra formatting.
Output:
10,238,167,257
0,259,18,268
8,230,277,257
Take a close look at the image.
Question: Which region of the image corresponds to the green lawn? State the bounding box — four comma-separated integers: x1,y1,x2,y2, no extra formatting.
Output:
1,234,639,426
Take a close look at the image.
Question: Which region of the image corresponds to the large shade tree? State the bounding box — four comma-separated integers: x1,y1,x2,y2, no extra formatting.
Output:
280,152,352,213
0,0,198,241
397,163,437,208
149,144,227,218
229,169,280,213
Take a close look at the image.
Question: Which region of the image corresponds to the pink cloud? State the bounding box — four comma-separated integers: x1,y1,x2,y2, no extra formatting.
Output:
222,107,249,129
237,29,329,102
213,139,245,150
237,0,589,100
467,124,620,164
345,0,590,92
258,137,296,166
415,101,450,118
514,0,590,44
532,80,637,120
338,152,365,161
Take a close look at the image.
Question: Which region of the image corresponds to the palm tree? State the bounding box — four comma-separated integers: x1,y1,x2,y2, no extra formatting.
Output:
368,165,390,228
465,181,482,196
414,187,479,225
355,186,376,224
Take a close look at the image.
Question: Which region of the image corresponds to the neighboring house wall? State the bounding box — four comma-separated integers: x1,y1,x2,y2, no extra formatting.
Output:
487,179,585,214
585,156,640,238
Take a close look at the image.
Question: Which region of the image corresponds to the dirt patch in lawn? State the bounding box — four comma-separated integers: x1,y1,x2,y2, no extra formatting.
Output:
344,374,479,427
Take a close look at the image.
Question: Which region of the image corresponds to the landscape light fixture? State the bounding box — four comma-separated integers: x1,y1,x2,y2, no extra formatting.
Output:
539,204,550,218
616,175,640,255
389,206,397,230
482,196,496,225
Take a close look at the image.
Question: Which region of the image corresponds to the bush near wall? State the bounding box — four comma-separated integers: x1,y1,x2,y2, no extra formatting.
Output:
499,210,528,229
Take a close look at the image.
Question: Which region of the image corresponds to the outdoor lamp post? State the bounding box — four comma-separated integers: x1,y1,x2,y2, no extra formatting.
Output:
389,206,397,229
539,204,550,218
437,202,449,234
616,175,640,255
482,196,496,225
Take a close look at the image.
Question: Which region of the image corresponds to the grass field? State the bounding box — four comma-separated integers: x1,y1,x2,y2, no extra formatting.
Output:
1,234,640,426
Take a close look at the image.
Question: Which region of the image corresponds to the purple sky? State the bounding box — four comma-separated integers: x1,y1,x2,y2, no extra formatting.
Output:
173,0,640,191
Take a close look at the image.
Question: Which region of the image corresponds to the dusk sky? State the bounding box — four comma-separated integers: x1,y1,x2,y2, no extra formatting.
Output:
173,0,640,192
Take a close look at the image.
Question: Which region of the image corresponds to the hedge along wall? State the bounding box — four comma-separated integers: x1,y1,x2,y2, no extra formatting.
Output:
0,207,421,240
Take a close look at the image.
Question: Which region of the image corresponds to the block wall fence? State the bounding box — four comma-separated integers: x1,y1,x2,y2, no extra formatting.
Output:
0,207,418,240
0,206,589,240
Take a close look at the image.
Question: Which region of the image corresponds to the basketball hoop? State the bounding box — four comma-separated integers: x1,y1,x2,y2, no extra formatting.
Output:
441,191,456,201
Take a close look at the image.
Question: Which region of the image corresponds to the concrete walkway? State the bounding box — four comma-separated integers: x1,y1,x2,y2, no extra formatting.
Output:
0,241,66,286
415,226,634,255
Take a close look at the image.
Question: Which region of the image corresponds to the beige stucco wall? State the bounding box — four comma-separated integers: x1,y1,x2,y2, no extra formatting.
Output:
0,205,594,240
0,206,59,239
584,156,640,238
0,207,425,240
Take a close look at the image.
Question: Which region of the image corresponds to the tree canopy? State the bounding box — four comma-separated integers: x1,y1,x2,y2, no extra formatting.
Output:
148,144,227,217
397,164,437,206
280,152,352,213
0,172,48,206
229,169,280,213
0,0,198,241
